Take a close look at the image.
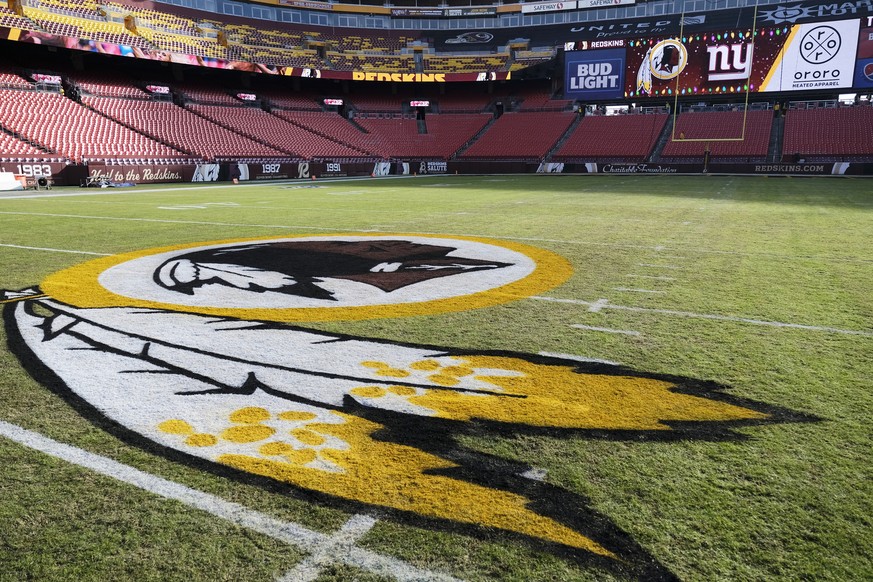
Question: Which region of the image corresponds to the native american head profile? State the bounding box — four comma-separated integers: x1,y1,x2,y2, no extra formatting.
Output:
154,240,511,300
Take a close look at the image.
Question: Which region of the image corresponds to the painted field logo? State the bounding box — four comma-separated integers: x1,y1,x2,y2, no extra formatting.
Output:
3,234,800,579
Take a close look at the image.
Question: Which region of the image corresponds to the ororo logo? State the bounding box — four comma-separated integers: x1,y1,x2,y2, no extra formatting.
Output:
4,233,801,577
800,25,841,64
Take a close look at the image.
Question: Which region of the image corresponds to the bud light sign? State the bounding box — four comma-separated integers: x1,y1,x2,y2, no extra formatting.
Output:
565,48,625,99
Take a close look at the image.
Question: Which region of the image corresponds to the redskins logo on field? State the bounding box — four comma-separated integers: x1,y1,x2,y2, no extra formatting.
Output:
3,234,799,578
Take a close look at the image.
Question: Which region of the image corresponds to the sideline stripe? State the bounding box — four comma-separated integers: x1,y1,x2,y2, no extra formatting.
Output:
571,324,641,336
0,175,416,200
0,243,111,256
534,296,873,337
0,211,341,231
0,421,460,582
277,514,379,582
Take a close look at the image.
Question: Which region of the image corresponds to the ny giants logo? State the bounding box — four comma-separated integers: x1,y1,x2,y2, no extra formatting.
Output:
706,43,754,81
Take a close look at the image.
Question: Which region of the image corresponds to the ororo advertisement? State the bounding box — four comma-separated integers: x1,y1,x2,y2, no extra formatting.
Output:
762,19,861,91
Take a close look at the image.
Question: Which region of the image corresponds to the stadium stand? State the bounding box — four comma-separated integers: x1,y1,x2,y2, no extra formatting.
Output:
0,130,55,162
0,89,185,163
260,91,323,111
433,92,494,113
0,5,36,29
422,55,508,73
660,110,773,161
460,112,576,160
273,110,380,158
67,73,150,99
0,67,32,89
82,96,287,160
174,83,239,105
187,104,371,159
355,113,492,159
20,5,150,49
554,113,668,162
0,0,868,176
782,104,873,161
327,54,415,73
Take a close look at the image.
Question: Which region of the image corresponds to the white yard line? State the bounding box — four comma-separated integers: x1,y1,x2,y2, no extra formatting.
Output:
571,324,641,336
613,288,666,294
277,514,379,582
637,263,683,270
626,275,677,281
0,420,460,582
0,243,111,256
534,296,873,337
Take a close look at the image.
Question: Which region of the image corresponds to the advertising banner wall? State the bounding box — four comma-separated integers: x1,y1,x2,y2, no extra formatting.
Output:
0,162,86,187
854,22,873,88
761,19,861,92
558,162,873,175
565,48,625,99
522,2,578,15
623,29,783,98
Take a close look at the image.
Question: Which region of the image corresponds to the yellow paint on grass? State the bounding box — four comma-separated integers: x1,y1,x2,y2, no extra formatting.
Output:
219,411,615,556
407,356,768,429
221,424,276,443
350,386,387,399
185,433,218,447
229,407,271,424
292,428,326,446
158,419,194,435
278,411,318,422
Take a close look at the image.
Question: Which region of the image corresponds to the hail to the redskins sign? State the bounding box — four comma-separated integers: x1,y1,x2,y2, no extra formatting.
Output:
5,233,782,577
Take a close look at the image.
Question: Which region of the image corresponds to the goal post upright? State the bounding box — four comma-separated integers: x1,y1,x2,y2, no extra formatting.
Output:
670,0,761,144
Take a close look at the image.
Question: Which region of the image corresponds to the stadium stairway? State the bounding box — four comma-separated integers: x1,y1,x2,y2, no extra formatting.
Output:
768,114,784,163
450,115,498,159
542,113,583,162
648,114,675,162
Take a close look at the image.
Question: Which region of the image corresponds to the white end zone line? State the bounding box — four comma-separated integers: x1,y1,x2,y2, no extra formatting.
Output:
533,296,873,337
0,420,461,582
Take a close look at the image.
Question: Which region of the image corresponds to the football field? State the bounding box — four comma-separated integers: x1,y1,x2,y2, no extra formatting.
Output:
1,174,870,581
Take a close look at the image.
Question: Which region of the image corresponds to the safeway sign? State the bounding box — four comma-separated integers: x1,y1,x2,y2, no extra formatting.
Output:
522,1,577,14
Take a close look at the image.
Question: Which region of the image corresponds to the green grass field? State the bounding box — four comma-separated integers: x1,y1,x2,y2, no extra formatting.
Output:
0,174,870,581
